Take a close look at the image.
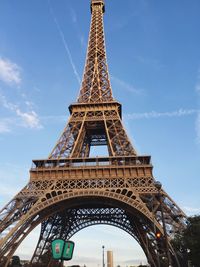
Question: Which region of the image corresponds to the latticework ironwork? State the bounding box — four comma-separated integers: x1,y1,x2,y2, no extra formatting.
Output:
0,1,187,267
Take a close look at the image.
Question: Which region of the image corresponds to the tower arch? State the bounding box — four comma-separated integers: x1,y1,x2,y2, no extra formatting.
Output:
0,0,187,266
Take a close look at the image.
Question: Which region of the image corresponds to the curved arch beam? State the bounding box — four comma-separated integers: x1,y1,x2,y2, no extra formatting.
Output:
0,191,180,267
30,207,157,267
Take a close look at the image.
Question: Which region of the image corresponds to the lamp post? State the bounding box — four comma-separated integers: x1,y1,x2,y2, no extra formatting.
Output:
154,181,172,267
102,245,105,267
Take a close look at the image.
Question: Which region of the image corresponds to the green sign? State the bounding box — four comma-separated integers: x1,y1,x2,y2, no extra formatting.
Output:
51,239,65,260
51,239,75,261
62,241,75,260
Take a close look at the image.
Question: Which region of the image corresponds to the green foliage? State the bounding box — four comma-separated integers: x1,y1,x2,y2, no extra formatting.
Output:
172,215,200,267
185,216,200,266
9,255,22,267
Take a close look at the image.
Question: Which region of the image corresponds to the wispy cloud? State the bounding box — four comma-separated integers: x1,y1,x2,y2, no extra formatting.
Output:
41,114,66,124
123,259,148,265
70,7,77,24
124,108,199,120
16,110,41,129
183,206,200,215
0,119,11,133
111,75,143,94
0,93,42,130
79,34,87,48
134,55,164,70
48,1,81,85
107,12,136,33
0,57,21,86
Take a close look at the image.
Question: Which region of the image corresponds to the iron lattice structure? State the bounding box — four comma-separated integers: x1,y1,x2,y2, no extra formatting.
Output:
0,1,187,266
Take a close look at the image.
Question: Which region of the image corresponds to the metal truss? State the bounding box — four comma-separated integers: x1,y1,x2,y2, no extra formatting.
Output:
30,207,139,266
0,0,188,267
49,103,137,158
0,160,187,266
78,0,113,103
29,203,186,267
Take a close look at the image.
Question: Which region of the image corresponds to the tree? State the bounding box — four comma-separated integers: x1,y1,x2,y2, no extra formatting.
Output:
172,215,200,267
9,255,22,267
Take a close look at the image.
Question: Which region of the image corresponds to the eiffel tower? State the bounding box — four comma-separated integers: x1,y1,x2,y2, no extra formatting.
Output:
0,1,187,266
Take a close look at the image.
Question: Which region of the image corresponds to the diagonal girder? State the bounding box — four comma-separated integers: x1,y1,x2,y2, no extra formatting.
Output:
30,207,139,265
0,171,187,267
0,0,188,267
49,104,137,159
30,207,158,267
78,0,113,103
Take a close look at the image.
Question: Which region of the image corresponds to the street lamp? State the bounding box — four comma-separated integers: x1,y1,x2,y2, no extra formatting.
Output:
102,245,105,267
154,181,172,267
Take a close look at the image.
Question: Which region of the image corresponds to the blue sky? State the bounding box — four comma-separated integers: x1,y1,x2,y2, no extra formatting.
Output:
0,0,200,266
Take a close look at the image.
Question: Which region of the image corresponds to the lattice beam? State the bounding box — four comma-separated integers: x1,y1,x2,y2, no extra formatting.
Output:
78,0,113,103
0,0,188,266
49,104,136,158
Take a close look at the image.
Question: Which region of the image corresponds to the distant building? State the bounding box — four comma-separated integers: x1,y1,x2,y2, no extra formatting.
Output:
21,260,30,264
107,250,113,267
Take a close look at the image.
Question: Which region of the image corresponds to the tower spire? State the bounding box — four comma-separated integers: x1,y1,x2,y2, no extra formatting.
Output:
78,0,113,103
48,0,136,159
0,1,187,266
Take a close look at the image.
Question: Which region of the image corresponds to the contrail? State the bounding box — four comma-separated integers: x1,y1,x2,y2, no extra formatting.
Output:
48,0,81,85
124,108,199,120
111,75,143,95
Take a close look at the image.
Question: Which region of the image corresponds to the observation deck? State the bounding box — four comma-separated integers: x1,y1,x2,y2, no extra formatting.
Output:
30,156,153,182
91,0,105,13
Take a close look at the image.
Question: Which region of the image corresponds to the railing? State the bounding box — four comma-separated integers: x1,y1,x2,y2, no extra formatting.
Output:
31,156,151,170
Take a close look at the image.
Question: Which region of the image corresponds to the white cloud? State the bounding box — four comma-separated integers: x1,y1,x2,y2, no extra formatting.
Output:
183,206,200,215
0,93,18,110
16,109,42,129
0,119,11,133
111,75,143,94
25,100,34,109
0,93,42,130
0,58,21,86
125,108,199,120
